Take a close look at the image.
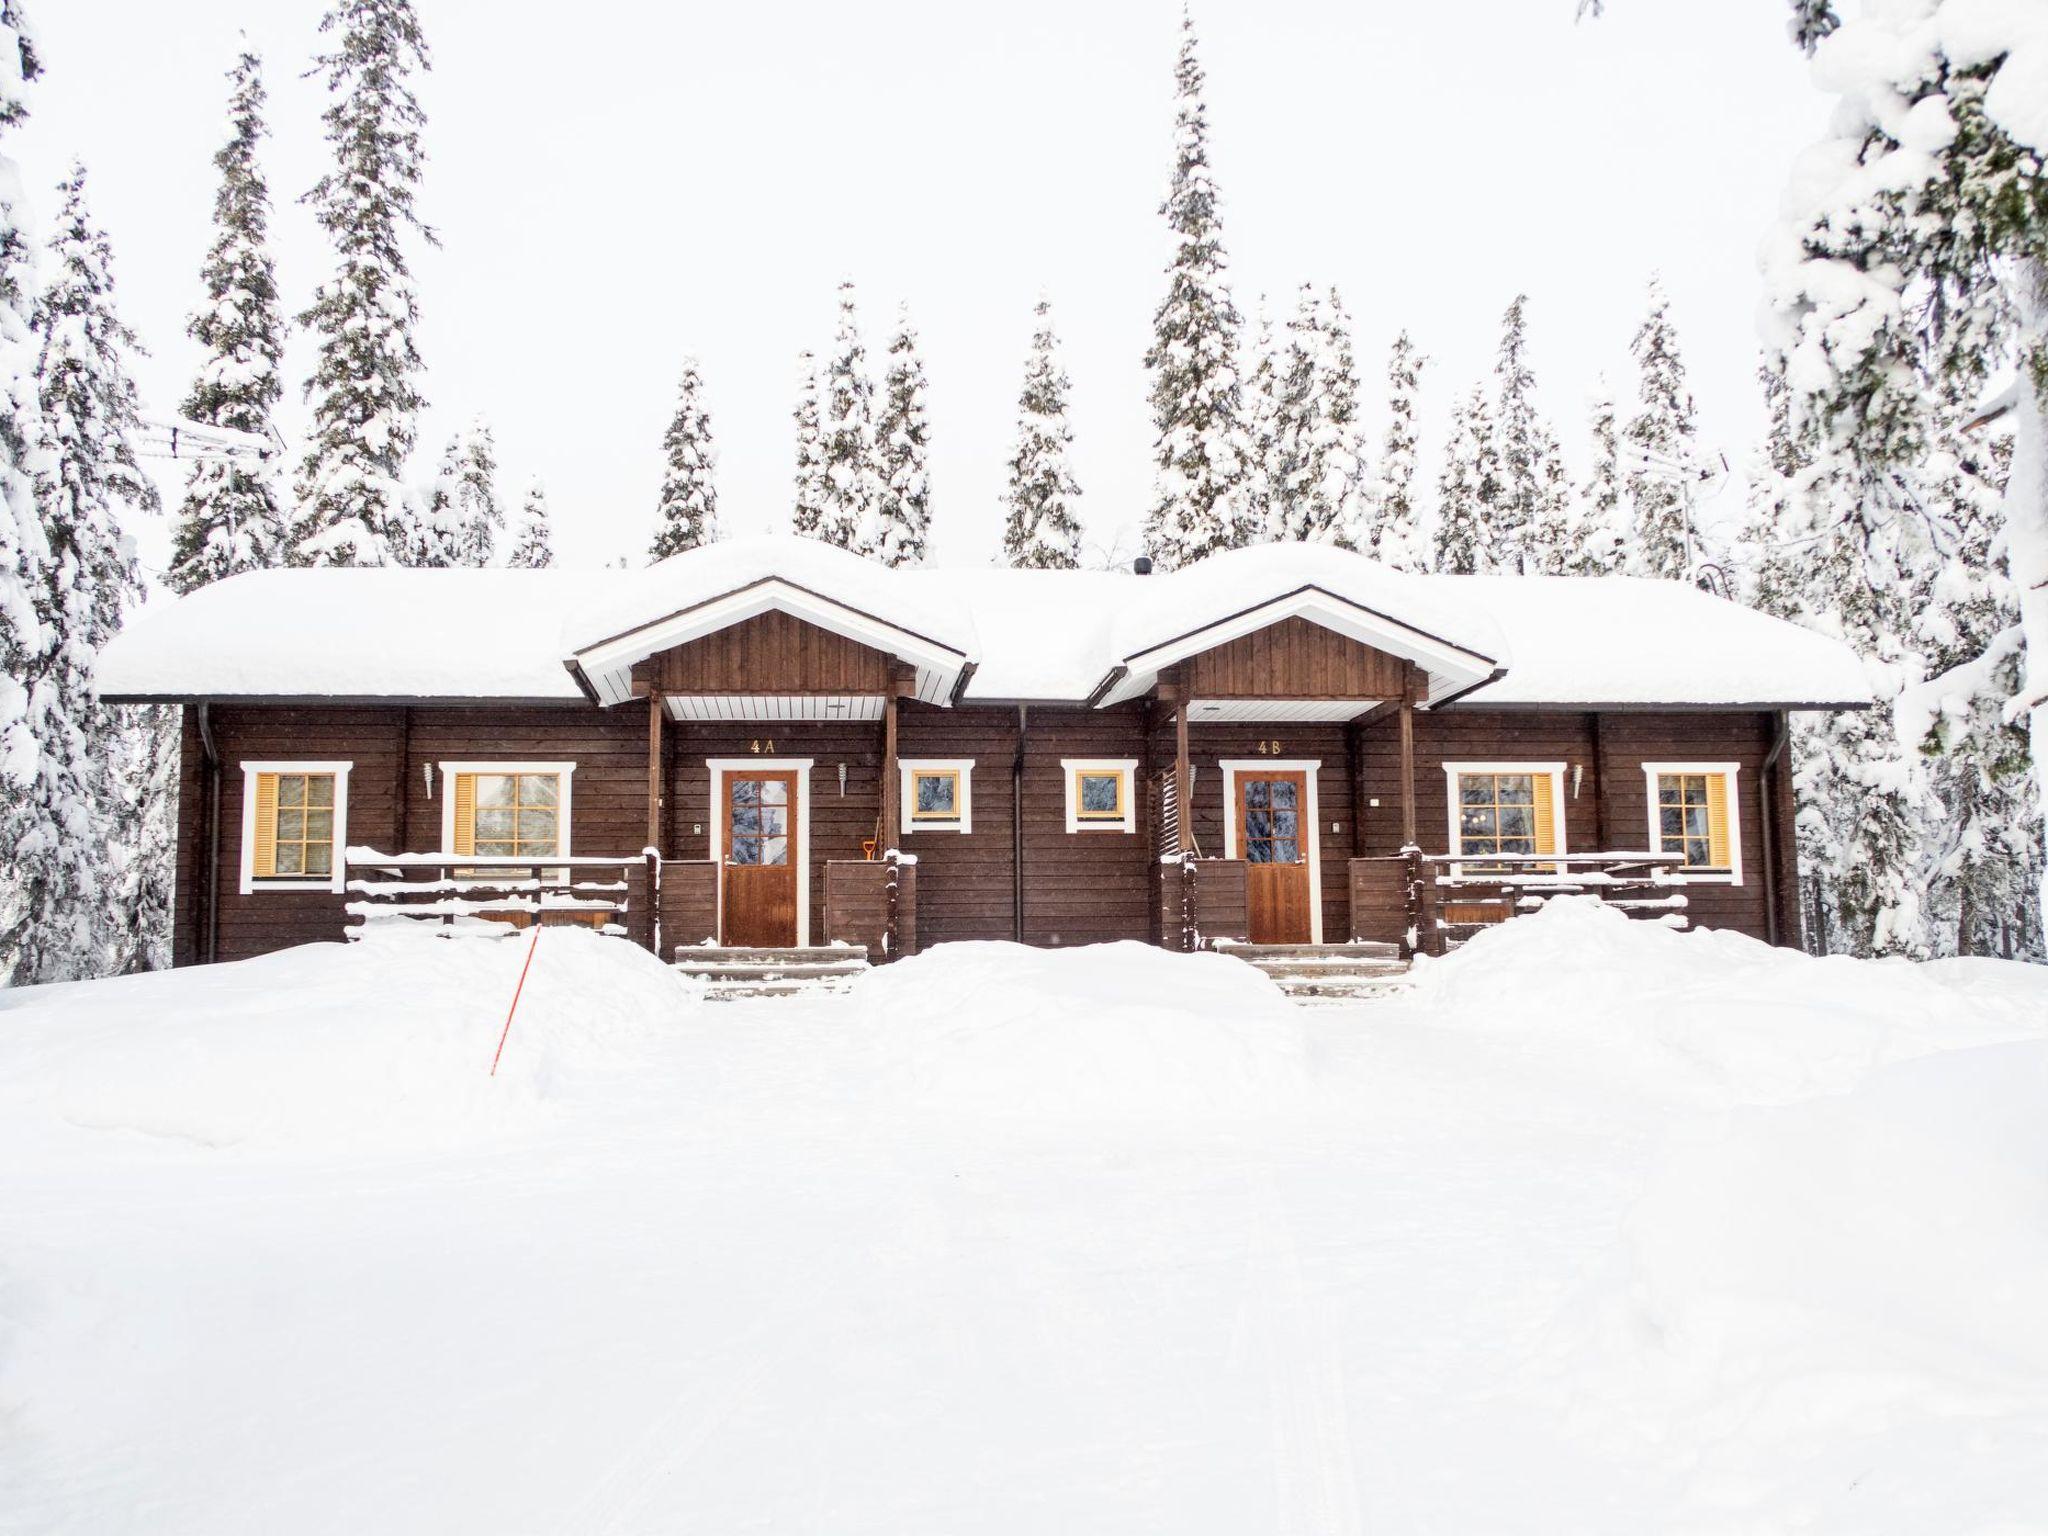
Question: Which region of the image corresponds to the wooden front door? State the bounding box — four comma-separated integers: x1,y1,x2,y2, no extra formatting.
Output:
1238,770,1312,944
722,770,799,947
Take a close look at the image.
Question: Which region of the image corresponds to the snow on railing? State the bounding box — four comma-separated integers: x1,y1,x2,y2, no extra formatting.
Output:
342,848,648,941
1405,849,1694,956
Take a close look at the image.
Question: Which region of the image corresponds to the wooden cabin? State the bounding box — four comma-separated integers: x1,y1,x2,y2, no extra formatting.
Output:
96,538,1870,971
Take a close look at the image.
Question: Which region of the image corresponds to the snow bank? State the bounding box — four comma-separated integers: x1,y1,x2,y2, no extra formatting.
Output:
0,926,702,1151
846,940,1309,1120
1543,1039,2048,1520
1412,897,2045,1106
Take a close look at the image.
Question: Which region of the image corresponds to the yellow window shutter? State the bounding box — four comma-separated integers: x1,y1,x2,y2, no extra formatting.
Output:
452,773,476,857
1532,774,1558,856
251,773,279,877
1707,773,1732,869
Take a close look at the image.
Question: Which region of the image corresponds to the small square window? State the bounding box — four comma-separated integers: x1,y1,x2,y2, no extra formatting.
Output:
1061,759,1137,833
900,760,973,834
242,763,350,893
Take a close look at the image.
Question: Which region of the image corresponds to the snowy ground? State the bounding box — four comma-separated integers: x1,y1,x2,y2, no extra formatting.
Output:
2,906,2045,1535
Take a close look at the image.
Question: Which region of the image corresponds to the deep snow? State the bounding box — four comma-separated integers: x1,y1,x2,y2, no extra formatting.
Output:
1,904,2044,1533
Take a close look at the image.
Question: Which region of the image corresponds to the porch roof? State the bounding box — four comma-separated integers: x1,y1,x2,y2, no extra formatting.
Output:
96,535,1873,712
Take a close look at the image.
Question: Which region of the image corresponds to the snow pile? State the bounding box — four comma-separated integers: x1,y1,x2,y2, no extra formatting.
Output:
0,926,702,1151
847,940,1308,1120
1413,896,2042,1105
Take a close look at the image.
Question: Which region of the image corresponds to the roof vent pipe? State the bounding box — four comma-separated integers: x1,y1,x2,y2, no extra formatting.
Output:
1133,555,1153,576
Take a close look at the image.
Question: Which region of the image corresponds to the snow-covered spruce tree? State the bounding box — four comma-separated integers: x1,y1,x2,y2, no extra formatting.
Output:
448,416,501,565
167,46,287,594
1,166,157,984
505,477,553,568
649,360,718,560
1567,379,1629,575
1239,300,1280,539
1490,294,1568,574
1000,297,1084,570
1141,10,1249,569
791,351,825,538
1368,330,1429,570
0,4,46,895
871,305,930,567
1270,284,1366,546
1434,386,1496,576
1623,278,1699,580
1906,402,2043,959
294,0,433,567
1763,5,2048,925
817,281,879,557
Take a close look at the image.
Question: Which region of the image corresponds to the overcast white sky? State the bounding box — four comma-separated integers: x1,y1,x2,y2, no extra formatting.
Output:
30,0,1824,571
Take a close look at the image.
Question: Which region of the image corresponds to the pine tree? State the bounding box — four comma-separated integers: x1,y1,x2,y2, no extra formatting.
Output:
1568,380,1629,575
1623,278,1700,580
1269,284,1366,545
294,0,434,568
449,416,501,565
1367,330,1428,570
0,5,48,879
871,304,930,567
791,351,825,538
1141,11,1249,569
1001,297,1084,570
505,478,553,568
1434,386,1495,576
817,281,879,557
1,166,156,983
1488,295,1545,573
649,359,718,560
1239,300,1280,539
167,45,287,595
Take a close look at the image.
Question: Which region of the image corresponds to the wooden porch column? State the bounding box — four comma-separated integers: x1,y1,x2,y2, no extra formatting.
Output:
1175,691,1195,951
1397,691,1418,849
881,691,900,851
643,688,664,954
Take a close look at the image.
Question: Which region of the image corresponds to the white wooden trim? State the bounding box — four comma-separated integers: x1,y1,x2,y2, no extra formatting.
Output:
1641,761,1744,885
707,757,814,944
1442,760,1567,874
899,757,974,835
239,760,352,894
1060,758,1139,833
436,761,577,860
1218,758,1324,944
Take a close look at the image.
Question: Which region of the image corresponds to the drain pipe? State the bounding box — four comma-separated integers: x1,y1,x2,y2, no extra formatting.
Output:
197,701,223,964
1759,710,1790,948
1012,704,1028,943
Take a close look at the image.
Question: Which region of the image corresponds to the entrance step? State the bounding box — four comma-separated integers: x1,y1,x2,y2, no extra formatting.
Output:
673,944,871,1001
1214,941,1414,1005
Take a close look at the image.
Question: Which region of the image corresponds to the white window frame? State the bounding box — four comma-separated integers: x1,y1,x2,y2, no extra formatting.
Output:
437,761,578,865
1442,761,1567,876
239,760,352,895
900,758,973,834
708,757,814,944
1641,761,1743,885
1061,757,1139,834
1218,758,1324,945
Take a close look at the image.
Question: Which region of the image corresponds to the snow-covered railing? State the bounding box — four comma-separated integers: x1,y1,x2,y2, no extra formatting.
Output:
1393,849,1692,957
343,849,656,946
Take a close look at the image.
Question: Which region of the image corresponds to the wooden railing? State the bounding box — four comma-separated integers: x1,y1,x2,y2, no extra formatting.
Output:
1364,849,1693,958
343,849,656,947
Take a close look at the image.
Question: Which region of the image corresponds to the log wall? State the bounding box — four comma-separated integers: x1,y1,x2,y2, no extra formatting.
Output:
174,698,1799,964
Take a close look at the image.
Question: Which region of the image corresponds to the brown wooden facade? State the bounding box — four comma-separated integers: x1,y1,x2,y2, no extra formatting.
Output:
171,609,1803,965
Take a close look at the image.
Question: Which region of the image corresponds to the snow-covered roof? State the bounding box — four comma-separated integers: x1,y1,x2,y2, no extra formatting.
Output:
96,537,1873,712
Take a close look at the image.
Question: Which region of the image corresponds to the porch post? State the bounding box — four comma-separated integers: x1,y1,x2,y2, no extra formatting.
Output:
881,690,900,959
644,687,664,953
1175,691,1195,951
1398,690,1418,848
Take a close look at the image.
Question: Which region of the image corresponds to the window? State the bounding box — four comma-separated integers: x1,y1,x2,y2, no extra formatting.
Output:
240,761,351,894
1443,762,1564,871
441,761,575,866
1061,758,1138,833
900,758,973,833
1642,762,1741,883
